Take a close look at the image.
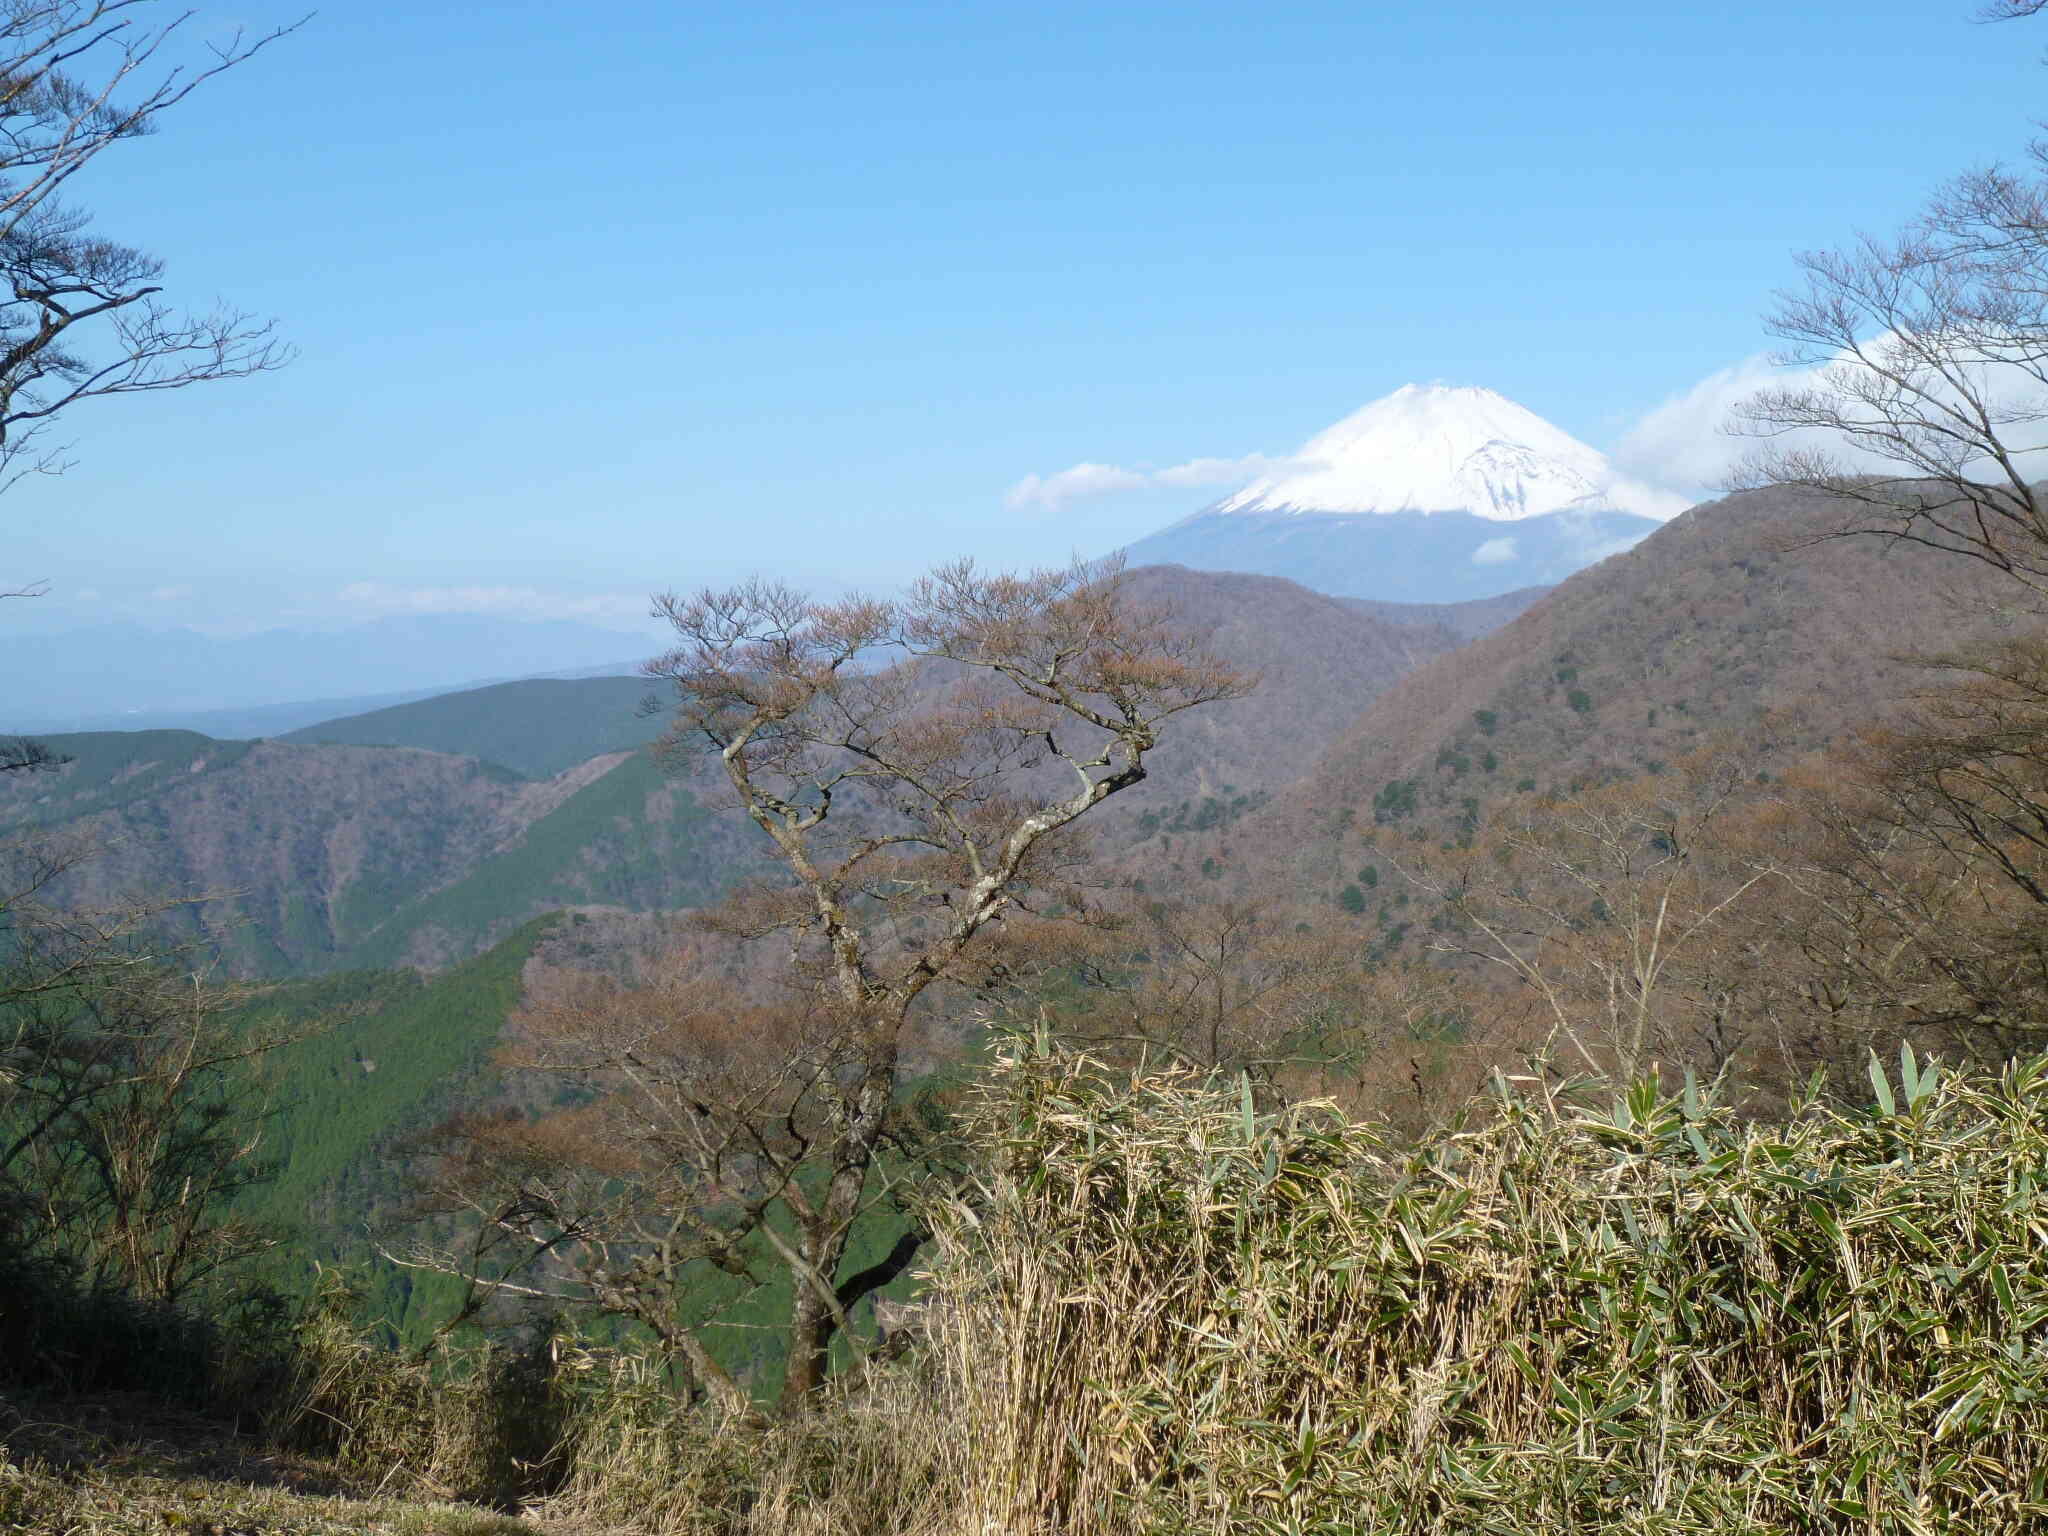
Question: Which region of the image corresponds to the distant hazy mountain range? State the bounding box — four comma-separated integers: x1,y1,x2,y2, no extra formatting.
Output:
1124,384,1685,602
2,614,660,733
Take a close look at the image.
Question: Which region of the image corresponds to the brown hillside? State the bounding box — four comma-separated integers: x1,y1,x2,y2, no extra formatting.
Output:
1337,583,1553,641
1107,564,1463,834
0,738,760,974
1194,485,2029,899
0,739,516,945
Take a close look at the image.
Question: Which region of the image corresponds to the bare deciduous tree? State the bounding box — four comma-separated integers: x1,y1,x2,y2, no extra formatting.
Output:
1725,129,2048,600
0,1,297,498
0,835,291,1305
1412,769,1766,1083
1728,160,2048,590
403,558,1250,1416
0,3,297,767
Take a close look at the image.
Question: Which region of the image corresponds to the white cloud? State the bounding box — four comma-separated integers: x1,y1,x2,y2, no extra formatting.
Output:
1614,340,2048,501
1471,536,1519,566
1004,452,1317,513
336,581,648,627
1596,471,1693,522
1611,355,1788,496
149,585,193,603
1003,462,1150,511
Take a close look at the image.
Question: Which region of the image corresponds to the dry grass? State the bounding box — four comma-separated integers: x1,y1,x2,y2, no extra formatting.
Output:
925,1038,2048,1534
263,1296,574,1512
0,1389,539,1535
257,1284,968,1536
536,1346,966,1536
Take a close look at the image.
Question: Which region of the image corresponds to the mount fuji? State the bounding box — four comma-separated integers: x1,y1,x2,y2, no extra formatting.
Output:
1122,384,1689,603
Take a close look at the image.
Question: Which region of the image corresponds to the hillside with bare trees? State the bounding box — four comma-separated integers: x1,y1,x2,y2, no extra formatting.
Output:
1168,484,2031,905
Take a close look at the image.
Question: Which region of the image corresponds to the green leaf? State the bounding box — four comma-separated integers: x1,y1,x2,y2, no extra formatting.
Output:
1869,1052,1896,1118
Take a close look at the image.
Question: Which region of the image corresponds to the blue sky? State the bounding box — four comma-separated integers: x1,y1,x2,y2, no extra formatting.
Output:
4,0,2044,646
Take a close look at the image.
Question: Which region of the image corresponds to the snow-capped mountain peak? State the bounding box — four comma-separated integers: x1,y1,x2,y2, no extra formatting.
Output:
1218,383,1674,522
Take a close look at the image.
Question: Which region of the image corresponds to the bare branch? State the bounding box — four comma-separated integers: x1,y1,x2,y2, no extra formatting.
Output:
1730,149,2048,598
0,3,301,597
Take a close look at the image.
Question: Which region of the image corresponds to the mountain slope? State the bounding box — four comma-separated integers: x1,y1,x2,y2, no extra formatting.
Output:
0,734,759,974
285,676,662,780
1084,565,1466,835
1201,484,2031,901
0,568,1459,975
1339,584,1553,641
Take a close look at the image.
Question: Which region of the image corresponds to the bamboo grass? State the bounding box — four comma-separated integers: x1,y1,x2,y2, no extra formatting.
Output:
925,1041,2048,1534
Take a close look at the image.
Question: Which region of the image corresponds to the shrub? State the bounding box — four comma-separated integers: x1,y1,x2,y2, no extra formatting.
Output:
1372,779,1419,824
0,1247,227,1404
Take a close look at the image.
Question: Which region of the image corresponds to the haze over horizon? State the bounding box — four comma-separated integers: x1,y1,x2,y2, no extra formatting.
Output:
4,0,2042,651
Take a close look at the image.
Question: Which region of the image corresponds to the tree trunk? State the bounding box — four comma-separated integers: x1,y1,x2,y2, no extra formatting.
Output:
776,1037,901,1415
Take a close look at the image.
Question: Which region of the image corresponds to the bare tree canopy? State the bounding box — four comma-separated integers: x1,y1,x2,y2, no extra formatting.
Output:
0,2,298,497
402,558,1253,1416
1728,150,2048,594
0,734,62,773
0,833,293,1305
0,3,298,767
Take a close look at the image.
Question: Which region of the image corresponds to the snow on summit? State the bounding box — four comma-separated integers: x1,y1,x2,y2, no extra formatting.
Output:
1218,384,1684,522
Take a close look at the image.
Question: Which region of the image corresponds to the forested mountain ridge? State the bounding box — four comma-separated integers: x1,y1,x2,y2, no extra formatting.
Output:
0,732,760,974
282,675,663,780
1337,582,1552,641
5,506,1982,981
1094,565,1467,831
1199,483,2030,902
283,568,1484,822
